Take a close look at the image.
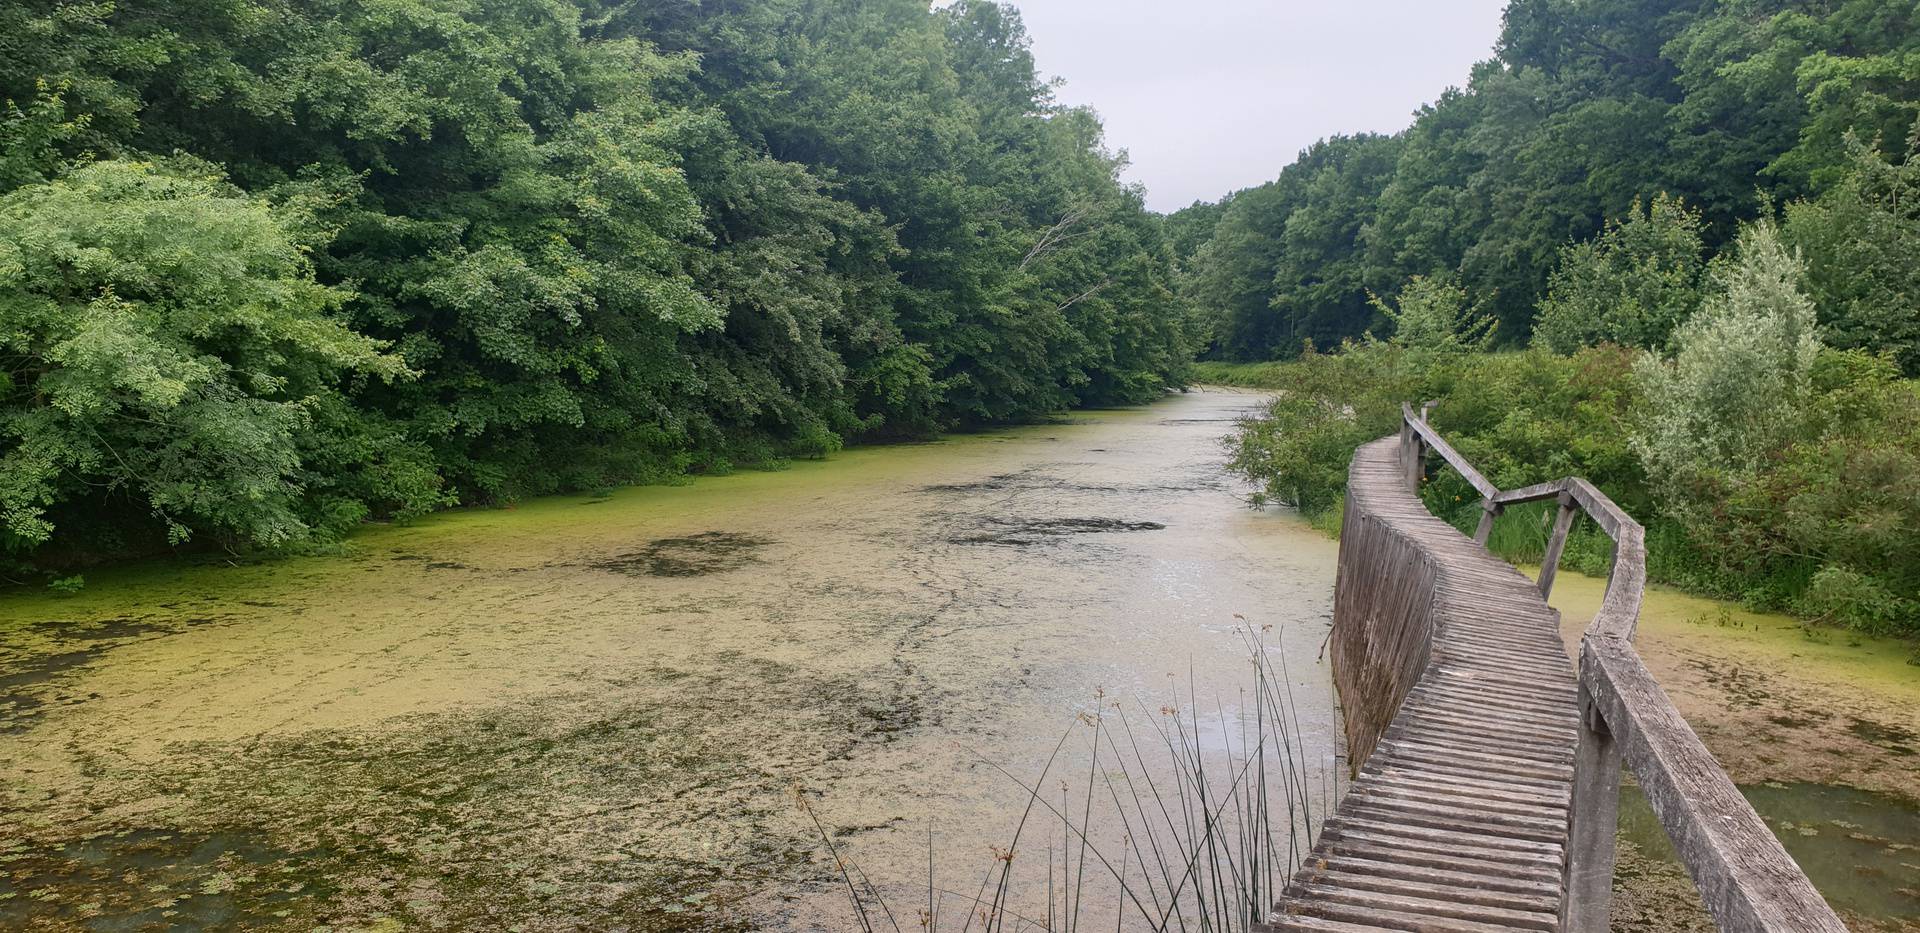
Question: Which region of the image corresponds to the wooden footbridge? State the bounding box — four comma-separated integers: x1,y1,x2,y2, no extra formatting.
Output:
1261,406,1845,932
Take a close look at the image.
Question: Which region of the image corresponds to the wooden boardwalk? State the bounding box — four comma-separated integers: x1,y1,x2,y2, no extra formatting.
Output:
1267,437,1581,932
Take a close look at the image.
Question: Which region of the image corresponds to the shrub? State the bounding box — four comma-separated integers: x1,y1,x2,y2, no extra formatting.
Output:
1223,345,1414,516
1369,273,1493,354
1534,195,1707,355
0,160,416,554
1632,220,1820,488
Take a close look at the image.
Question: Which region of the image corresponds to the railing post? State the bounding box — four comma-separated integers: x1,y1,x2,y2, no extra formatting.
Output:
1538,490,1577,599
1398,419,1424,493
1563,675,1624,933
1473,499,1500,546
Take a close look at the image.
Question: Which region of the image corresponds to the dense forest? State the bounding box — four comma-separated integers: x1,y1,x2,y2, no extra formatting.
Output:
1177,0,1919,364
1181,0,1920,636
0,0,1196,568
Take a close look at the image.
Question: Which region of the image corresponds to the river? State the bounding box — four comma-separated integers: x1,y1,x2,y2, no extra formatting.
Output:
0,389,1343,931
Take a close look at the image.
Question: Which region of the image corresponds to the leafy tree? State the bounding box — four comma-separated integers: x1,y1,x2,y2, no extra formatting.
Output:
1184,135,1397,360
0,160,422,553
1165,199,1229,274
1182,0,1920,354
1533,195,1707,353
1186,181,1298,360
0,0,1196,563
1774,1,1920,190
1370,274,1494,354
1785,126,1920,373
1271,135,1404,349
1632,220,1821,487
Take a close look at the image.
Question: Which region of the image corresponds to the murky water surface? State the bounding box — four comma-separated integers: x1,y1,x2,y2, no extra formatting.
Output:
1620,781,1920,922
0,391,1341,931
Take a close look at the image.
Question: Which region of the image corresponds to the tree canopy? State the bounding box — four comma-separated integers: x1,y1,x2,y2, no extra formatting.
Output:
0,0,1196,562
1179,0,1920,366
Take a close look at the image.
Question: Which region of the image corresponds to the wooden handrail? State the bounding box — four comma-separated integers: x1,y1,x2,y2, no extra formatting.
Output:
1399,401,1499,500
1396,406,1843,933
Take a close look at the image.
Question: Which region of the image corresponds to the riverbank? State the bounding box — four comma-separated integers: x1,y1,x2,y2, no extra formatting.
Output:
1547,573,1920,930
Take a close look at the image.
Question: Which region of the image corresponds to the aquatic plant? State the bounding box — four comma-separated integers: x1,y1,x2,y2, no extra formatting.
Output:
800,623,1326,931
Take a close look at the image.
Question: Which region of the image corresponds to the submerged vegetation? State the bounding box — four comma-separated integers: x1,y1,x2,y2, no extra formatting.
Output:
0,0,1196,571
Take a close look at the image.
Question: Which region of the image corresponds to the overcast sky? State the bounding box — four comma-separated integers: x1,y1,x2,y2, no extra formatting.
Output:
1002,0,1510,212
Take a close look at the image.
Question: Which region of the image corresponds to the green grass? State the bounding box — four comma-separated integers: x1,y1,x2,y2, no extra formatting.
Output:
1189,361,1300,390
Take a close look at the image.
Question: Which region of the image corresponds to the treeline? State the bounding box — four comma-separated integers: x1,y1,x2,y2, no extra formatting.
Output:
1214,275,1920,637
0,0,1196,566
1201,0,1920,636
1178,0,1920,366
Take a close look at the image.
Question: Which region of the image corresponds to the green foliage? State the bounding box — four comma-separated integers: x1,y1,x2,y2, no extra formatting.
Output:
1174,38,1920,635
1220,345,1644,524
0,160,418,554
1785,126,1920,374
0,0,1194,564
1534,196,1708,354
1219,237,1920,634
1368,274,1494,354
1223,346,1414,515
1705,349,1920,633
1185,135,1400,360
1180,0,1920,360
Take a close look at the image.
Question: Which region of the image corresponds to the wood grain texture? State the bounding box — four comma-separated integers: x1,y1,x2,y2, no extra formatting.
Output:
1276,436,1579,931
1582,637,1847,931
1267,416,1845,933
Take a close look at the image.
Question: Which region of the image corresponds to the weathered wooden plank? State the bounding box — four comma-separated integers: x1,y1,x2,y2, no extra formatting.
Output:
1581,638,1846,931
1356,767,1571,808
1311,855,1563,897
1353,782,1569,821
1292,883,1558,932
1317,821,1565,871
1314,844,1563,887
1298,868,1561,914
1338,798,1569,844
1264,916,1418,933
1286,414,1844,933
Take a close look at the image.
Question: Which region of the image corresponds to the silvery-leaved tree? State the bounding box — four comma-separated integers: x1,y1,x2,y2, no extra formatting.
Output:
1631,220,1822,494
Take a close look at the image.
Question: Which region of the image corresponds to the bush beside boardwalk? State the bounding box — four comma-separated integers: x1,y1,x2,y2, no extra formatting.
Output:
1201,221,1920,642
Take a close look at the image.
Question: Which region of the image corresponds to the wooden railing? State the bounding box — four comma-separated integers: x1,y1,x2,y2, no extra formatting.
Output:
1397,403,1845,933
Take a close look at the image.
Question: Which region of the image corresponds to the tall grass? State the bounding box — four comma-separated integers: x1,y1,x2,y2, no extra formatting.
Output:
1189,361,1301,390
798,625,1330,931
